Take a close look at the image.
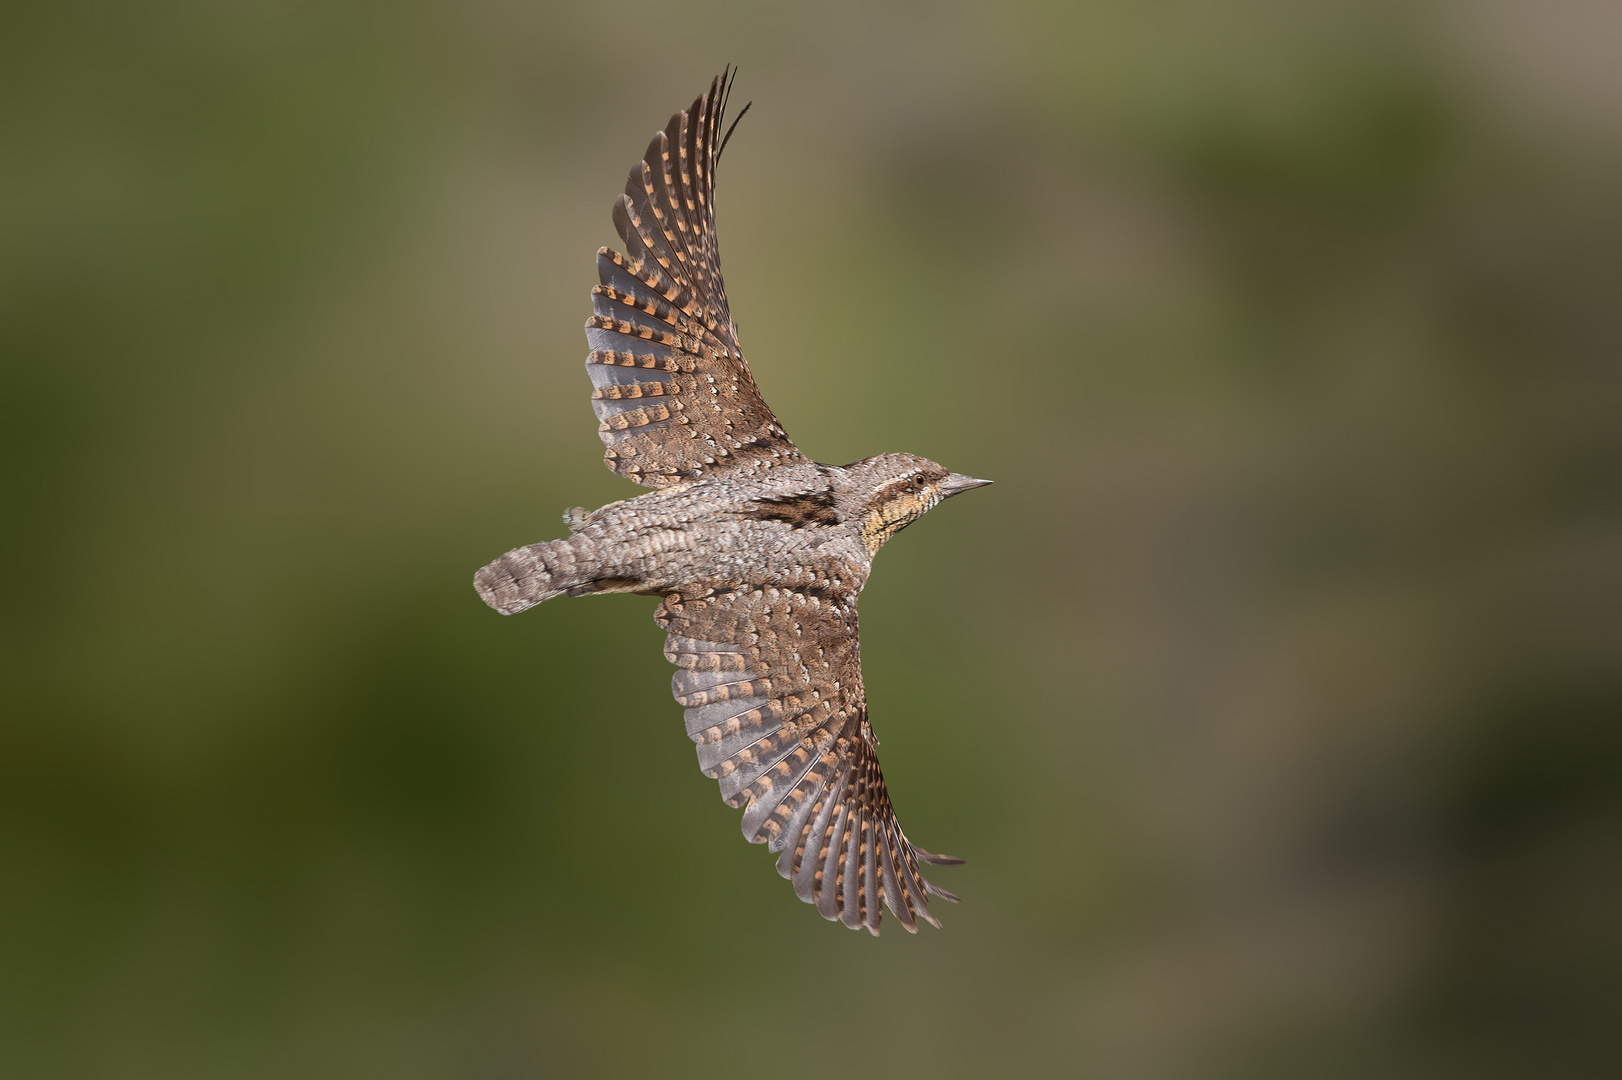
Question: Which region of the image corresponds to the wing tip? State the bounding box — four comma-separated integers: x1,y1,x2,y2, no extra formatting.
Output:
915,849,966,867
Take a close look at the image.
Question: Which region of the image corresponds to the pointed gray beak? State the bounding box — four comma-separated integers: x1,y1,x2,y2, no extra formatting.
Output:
940,473,993,498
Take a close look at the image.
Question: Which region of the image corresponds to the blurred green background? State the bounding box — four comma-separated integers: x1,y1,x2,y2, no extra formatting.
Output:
3,1,1618,1077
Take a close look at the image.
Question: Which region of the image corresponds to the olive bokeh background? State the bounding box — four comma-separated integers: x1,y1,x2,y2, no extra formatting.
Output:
4,2,1618,1077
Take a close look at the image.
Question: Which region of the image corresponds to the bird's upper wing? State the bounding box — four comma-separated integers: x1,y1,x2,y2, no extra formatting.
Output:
586,71,805,488
656,581,961,934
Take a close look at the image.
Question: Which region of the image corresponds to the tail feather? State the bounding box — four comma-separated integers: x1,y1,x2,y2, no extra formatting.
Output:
474,541,578,615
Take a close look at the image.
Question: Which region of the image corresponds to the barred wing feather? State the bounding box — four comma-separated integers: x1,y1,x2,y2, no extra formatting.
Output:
586,70,803,487
656,583,961,934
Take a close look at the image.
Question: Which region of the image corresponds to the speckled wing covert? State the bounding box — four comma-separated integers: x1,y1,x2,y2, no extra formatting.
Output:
586,69,804,488
657,584,962,934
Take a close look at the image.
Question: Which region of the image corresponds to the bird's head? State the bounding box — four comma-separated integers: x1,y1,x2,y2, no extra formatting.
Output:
844,452,991,554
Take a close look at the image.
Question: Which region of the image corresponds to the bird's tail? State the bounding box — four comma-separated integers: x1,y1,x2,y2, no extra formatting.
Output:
474,539,588,615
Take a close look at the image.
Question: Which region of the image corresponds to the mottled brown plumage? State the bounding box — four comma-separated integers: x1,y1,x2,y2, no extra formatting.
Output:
474,70,989,934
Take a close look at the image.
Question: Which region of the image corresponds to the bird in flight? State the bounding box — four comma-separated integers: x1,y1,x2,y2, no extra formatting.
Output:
474,70,989,934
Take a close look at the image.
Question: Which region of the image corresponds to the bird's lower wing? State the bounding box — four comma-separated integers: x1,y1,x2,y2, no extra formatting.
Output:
656,584,961,934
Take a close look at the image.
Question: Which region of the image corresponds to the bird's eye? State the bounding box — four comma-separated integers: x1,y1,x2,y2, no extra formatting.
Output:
910,473,926,490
